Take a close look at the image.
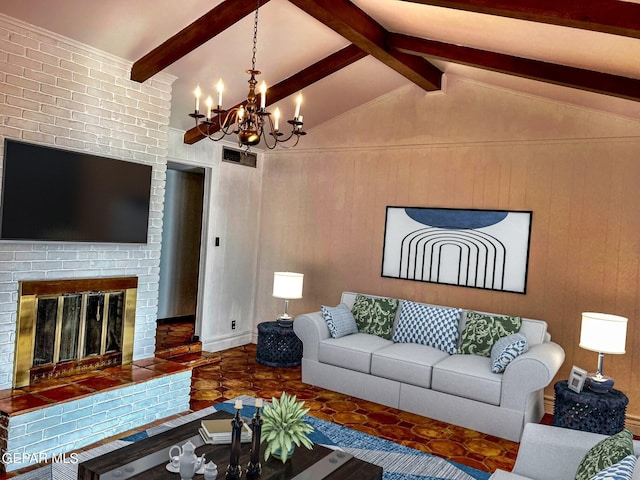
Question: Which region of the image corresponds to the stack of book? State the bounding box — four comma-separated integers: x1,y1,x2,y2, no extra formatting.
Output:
199,418,253,445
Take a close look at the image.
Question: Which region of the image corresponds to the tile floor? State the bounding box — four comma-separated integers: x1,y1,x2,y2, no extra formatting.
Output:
187,343,519,474
4,322,522,477
158,321,520,473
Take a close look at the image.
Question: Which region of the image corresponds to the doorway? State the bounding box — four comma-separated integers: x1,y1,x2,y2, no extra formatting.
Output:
157,162,205,349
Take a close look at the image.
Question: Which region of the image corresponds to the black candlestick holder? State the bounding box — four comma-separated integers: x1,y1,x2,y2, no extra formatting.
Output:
225,406,243,480
246,404,263,479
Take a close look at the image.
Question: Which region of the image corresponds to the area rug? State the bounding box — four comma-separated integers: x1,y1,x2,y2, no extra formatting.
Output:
12,396,491,480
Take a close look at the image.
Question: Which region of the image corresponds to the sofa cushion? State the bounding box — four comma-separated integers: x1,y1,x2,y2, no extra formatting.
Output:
392,302,461,354
371,342,450,389
431,354,502,405
518,319,547,346
351,294,399,340
589,454,637,480
575,429,634,480
458,310,522,357
321,303,358,339
318,333,392,374
491,333,529,373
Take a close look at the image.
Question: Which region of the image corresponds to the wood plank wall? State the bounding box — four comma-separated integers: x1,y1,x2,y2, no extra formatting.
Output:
258,139,640,417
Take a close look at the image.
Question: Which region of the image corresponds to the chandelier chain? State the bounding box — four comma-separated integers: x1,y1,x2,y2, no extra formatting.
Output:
251,2,259,71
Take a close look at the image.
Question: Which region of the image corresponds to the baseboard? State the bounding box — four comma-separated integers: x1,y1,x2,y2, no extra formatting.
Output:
544,393,640,436
202,332,253,352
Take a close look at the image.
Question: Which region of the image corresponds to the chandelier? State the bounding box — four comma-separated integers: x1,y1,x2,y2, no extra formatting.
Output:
189,2,306,149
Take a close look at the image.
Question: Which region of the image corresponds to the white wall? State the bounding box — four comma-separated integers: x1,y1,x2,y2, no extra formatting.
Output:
167,131,262,351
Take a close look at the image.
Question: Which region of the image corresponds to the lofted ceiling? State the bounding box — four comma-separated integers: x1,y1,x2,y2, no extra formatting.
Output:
1,0,639,146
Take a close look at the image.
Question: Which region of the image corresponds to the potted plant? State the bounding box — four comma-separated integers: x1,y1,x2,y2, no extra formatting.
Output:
261,391,314,462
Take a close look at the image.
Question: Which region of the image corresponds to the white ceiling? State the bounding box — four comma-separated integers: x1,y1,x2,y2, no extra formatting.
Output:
1,0,639,137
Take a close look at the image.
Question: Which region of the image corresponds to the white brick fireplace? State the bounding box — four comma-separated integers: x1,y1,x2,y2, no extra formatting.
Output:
0,14,174,390
0,15,195,472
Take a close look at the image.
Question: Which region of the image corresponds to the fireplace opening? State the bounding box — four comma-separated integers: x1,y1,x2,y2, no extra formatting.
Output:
14,277,137,388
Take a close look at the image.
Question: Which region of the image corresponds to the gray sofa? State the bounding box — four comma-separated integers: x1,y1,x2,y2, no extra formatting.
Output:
490,423,640,479
293,292,565,441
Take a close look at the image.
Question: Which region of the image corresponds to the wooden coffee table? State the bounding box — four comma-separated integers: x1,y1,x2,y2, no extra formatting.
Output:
78,411,382,479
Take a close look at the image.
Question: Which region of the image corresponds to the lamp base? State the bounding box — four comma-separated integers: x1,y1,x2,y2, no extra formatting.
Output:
586,373,614,393
276,314,294,328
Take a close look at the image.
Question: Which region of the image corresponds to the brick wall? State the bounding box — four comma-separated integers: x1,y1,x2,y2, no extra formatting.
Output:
4,370,191,472
0,14,175,389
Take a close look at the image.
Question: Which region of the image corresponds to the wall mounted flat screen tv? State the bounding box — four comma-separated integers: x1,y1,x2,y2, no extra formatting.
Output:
1,139,152,244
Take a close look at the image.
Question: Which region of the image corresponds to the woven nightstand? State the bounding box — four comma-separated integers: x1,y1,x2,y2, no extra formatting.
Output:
255,321,303,368
553,380,628,435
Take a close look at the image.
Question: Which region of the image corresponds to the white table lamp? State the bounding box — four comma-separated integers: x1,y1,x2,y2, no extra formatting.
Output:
579,312,627,393
273,272,303,326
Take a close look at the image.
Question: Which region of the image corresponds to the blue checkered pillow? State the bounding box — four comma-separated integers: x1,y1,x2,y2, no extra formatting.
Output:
490,333,529,373
589,454,637,480
392,302,461,354
321,303,358,339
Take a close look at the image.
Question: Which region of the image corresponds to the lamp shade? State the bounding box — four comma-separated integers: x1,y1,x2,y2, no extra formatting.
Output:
272,272,303,300
579,312,628,354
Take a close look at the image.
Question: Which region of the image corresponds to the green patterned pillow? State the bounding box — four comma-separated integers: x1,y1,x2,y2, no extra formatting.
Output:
574,429,634,480
351,294,399,340
458,310,522,357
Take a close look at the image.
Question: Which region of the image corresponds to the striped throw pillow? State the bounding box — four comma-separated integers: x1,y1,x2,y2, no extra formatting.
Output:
321,303,358,339
589,455,637,480
490,333,528,373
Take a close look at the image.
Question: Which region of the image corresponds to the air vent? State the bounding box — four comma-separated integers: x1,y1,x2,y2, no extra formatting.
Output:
222,147,257,168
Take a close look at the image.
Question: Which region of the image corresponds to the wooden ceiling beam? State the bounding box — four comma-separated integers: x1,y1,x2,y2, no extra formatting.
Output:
131,0,270,83
398,0,640,39
389,33,640,102
184,44,367,144
287,0,442,91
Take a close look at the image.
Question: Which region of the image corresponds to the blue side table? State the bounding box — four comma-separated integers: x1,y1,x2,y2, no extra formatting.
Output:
553,380,628,435
255,321,302,368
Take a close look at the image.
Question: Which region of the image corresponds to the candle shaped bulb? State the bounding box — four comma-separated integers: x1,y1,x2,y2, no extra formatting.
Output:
234,399,243,410
216,79,224,107
194,85,202,112
260,81,267,110
238,105,245,121
255,398,263,409
297,115,303,131
205,95,213,120
294,93,303,119
274,107,280,132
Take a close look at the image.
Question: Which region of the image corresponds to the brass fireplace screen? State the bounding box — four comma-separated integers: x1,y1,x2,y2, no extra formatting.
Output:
14,277,137,388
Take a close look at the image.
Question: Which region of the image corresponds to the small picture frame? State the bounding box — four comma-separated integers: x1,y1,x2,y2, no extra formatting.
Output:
568,365,588,393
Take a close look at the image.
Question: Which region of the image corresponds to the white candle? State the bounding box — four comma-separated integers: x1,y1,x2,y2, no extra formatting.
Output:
255,398,263,408
238,105,245,121
216,79,224,107
205,95,213,119
274,107,280,131
260,81,267,109
235,399,243,410
297,115,303,130
294,93,302,119
194,85,201,112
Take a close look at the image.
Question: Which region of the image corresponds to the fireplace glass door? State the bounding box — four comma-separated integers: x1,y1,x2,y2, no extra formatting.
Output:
32,291,124,368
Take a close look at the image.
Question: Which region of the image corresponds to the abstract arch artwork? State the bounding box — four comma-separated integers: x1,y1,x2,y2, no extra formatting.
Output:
381,207,532,293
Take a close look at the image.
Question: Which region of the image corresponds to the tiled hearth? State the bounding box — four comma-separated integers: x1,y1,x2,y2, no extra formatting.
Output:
0,358,192,473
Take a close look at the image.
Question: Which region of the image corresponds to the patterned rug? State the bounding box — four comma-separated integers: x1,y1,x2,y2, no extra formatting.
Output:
12,396,491,480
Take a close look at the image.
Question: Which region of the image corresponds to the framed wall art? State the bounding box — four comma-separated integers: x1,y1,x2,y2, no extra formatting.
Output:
381,207,532,294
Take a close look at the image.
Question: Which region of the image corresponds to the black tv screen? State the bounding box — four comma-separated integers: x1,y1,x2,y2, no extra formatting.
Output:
1,140,152,243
